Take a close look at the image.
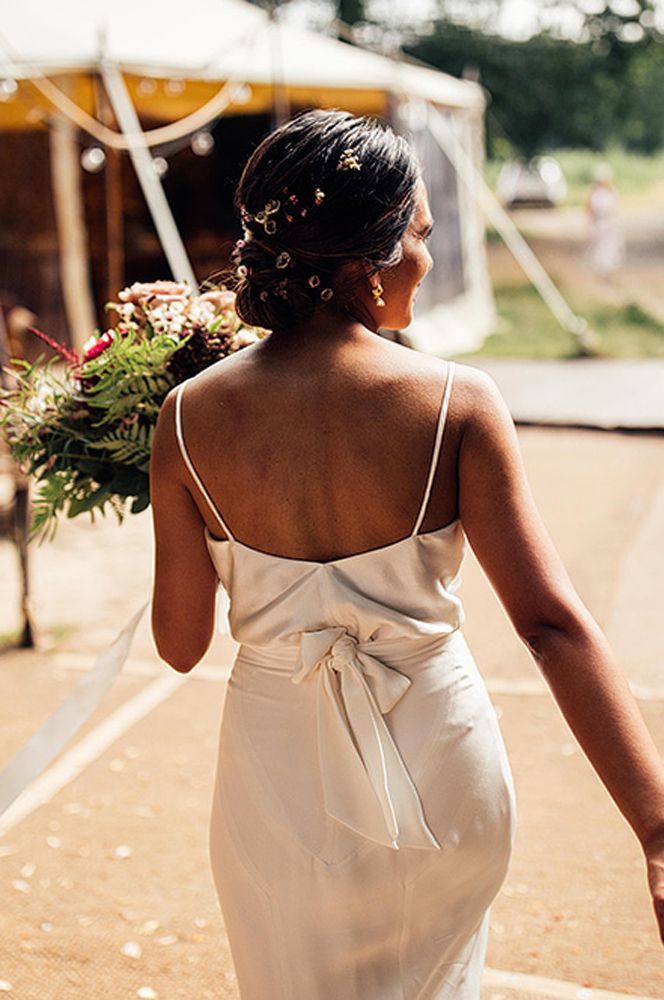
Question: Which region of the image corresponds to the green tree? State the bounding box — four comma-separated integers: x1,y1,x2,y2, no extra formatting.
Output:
336,0,365,26
406,12,664,156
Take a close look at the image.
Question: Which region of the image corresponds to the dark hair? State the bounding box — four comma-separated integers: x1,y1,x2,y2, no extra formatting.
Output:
227,108,421,331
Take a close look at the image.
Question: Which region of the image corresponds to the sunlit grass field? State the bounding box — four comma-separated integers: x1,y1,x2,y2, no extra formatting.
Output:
474,148,664,357
459,286,664,360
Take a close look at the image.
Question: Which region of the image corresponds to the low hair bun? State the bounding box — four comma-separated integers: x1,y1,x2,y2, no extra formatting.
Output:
221,108,421,332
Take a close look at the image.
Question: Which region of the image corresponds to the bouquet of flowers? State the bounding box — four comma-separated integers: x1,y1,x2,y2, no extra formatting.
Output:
0,281,267,541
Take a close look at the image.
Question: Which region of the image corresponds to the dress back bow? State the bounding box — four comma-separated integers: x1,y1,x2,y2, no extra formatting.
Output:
292,626,440,851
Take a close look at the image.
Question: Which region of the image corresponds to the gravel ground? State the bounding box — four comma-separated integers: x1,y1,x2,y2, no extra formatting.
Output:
1,425,663,999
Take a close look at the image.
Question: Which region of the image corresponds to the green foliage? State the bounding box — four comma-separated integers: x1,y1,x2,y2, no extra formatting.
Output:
0,332,181,542
0,285,266,542
453,285,664,360
405,19,664,156
336,0,364,26
484,146,664,205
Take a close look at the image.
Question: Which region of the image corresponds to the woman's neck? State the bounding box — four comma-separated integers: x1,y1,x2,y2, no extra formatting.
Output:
257,311,382,358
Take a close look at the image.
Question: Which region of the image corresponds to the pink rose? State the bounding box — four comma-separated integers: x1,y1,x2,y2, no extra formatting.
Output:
198,289,237,311
117,281,191,308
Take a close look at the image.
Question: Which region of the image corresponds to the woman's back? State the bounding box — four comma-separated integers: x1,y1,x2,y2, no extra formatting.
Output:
150,108,664,996
180,341,517,1000
177,332,462,561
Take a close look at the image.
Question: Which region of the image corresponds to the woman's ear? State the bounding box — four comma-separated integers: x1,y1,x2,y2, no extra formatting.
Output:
334,259,371,300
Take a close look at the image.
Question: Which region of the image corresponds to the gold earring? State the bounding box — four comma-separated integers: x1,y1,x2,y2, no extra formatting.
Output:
371,281,386,307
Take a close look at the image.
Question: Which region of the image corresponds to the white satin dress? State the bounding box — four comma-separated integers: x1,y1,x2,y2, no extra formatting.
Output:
175,361,517,999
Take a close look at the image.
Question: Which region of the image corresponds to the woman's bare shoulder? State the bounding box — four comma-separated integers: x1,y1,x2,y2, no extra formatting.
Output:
442,362,511,440
447,360,499,404
381,354,503,434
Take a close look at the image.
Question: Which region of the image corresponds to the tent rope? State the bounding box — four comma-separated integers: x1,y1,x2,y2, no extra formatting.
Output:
426,101,595,351
0,24,260,150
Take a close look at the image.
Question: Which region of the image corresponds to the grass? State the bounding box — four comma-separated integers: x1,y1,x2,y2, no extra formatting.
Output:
455,285,664,359
42,621,79,648
0,628,23,648
484,147,664,207
0,620,79,654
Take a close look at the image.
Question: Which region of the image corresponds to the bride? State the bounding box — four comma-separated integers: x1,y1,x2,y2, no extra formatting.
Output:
150,108,664,998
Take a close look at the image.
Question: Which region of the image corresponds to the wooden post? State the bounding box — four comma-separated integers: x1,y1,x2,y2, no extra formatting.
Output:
95,75,124,312
268,7,290,129
49,76,98,351
101,63,198,289
0,308,34,648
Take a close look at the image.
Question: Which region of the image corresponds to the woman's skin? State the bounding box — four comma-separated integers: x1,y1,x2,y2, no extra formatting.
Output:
150,178,664,943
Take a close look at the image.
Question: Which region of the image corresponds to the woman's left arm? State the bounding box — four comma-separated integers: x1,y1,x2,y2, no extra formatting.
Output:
150,389,219,673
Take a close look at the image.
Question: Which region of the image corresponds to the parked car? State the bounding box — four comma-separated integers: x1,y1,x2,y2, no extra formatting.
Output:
495,156,568,208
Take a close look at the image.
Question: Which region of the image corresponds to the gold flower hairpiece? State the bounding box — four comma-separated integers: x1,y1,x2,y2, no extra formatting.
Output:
240,199,280,235
240,183,326,237
337,148,362,171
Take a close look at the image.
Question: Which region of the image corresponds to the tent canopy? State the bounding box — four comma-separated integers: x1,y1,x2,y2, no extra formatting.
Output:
0,0,483,128
0,0,494,358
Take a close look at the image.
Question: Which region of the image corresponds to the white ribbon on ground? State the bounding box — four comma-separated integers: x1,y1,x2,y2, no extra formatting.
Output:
292,626,441,852
0,601,149,818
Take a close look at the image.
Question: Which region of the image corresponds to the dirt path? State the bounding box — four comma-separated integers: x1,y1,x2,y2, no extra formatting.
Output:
1,426,663,998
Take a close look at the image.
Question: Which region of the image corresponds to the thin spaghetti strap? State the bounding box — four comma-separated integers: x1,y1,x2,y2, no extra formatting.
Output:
411,361,456,537
174,380,235,540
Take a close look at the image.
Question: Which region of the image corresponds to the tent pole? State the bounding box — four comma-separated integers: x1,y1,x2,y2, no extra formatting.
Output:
101,63,197,290
94,74,124,310
49,80,98,353
267,6,289,128
426,102,596,353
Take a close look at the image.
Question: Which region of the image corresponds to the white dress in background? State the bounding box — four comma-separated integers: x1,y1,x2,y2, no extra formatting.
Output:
587,183,625,274
175,361,516,999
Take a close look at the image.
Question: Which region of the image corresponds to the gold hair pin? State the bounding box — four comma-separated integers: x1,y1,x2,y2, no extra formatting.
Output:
337,148,362,172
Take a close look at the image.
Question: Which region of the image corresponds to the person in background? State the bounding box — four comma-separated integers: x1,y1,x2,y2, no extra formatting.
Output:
585,163,625,277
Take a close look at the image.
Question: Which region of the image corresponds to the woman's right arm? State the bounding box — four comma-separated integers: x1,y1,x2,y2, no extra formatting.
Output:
456,365,664,944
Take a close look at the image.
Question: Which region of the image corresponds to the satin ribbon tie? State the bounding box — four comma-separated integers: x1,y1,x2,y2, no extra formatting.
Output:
291,626,440,851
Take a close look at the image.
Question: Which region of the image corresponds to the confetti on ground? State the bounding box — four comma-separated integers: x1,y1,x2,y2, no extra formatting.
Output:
120,942,142,959
134,804,157,818
114,844,132,859
62,802,90,817
46,836,61,849
137,919,159,935
137,988,157,999
11,880,30,894
0,982,11,992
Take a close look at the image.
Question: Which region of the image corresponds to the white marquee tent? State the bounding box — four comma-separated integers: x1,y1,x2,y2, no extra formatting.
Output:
0,0,494,355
